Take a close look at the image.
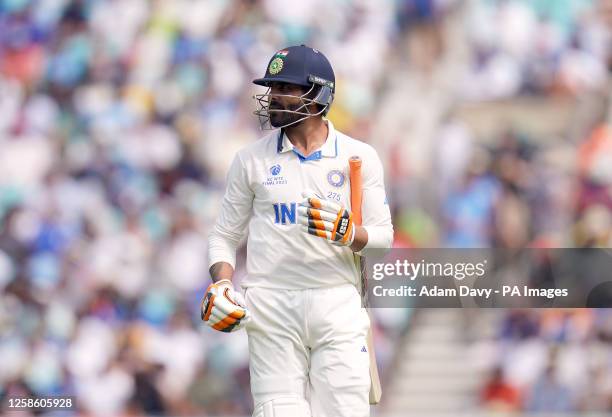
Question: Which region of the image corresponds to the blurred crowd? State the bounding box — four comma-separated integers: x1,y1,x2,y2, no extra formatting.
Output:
480,309,612,412
0,0,611,415
0,0,398,415
387,0,612,249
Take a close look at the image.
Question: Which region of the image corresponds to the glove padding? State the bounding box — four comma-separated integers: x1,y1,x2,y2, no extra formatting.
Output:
201,280,251,332
298,190,355,246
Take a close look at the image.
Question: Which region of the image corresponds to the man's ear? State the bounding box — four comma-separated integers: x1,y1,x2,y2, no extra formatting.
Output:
305,101,323,115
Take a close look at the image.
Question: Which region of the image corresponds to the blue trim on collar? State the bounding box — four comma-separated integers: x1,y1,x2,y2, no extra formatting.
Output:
276,129,284,153
293,149,322,162
275,128,338,160
333,135,338,157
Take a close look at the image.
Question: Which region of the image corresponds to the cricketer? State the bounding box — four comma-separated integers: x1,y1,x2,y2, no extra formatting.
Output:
201,45,393,417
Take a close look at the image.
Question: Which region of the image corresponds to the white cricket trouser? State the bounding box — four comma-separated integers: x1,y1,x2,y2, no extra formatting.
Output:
244,283,371,417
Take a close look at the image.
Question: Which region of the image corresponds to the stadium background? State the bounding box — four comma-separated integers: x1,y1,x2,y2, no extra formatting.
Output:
1,0,612,416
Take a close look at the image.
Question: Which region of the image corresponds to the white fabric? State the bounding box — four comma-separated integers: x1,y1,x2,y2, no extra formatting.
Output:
208,120,393,290
245,284,370,417
252,396,310,417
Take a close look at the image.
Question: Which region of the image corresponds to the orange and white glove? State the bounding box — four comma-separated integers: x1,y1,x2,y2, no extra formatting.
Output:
201,280,251,332
298,190,355,246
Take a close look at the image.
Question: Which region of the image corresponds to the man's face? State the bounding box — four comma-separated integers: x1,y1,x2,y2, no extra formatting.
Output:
268,82,308,128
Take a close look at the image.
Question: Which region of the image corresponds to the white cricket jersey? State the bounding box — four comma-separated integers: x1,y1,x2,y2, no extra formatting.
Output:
208,120,393,290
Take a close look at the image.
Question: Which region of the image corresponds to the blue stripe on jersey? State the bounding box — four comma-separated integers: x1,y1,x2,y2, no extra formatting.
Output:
276,128,338,160
277,129,284,153
293,149,322,162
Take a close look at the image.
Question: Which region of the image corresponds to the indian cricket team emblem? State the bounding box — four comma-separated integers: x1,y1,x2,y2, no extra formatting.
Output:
270,164,282,176
269,57,284,75
327,169,345,187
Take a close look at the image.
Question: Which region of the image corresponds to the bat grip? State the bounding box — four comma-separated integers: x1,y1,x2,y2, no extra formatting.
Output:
349,156,363,225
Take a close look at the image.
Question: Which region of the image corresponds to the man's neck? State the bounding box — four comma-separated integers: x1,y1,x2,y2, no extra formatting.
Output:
285,117,328,156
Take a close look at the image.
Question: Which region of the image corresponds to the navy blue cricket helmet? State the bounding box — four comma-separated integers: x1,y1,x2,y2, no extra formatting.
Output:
252,45,336,129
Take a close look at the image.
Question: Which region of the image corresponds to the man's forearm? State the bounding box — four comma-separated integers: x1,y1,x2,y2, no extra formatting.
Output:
209,262,235,282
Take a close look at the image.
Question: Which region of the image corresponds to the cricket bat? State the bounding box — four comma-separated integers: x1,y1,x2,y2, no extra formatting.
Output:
349,156,383,405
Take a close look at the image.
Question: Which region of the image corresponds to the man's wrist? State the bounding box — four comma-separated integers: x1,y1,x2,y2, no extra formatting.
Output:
209,262,235,282
350,225,368,252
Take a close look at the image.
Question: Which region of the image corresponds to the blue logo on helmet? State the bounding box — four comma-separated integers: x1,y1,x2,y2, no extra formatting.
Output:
270,164,282,176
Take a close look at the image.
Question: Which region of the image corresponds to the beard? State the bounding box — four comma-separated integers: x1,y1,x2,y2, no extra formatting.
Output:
268,103,305,128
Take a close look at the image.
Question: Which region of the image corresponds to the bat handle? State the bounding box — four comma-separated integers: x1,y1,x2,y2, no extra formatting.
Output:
349,156,363,225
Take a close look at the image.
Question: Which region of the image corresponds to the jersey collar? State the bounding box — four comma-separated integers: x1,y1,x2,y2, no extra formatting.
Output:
276,120,338,160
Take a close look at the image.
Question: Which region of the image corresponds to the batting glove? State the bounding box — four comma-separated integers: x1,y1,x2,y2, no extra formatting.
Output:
201,280,251,332
298,190,355,246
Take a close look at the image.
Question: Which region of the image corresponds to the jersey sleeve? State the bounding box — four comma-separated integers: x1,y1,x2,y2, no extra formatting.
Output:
356,147,394,256
208,152,254,269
